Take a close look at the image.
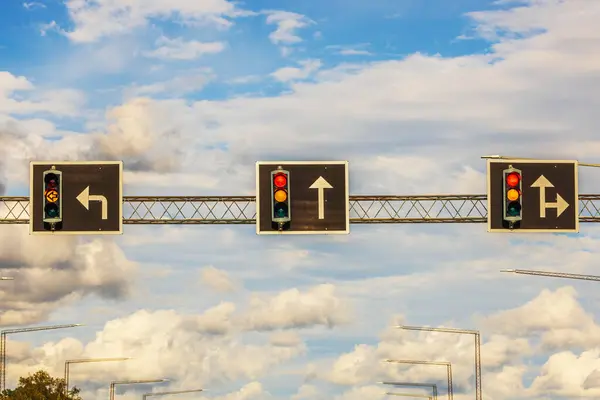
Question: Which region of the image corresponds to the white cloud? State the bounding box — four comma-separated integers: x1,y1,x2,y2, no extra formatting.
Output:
143,36,226,60
271,59,322,82
265,11,313,45
62,0,241,42
200,266,238,292
327,44,373,56
1,283,348,393
127,68,215,97
242,284,351,331
0,72,85,117
0,225,137,326
23,2,46,10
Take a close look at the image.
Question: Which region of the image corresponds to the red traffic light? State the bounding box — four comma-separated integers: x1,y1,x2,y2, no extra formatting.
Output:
273,173,287,188
506,172,521,187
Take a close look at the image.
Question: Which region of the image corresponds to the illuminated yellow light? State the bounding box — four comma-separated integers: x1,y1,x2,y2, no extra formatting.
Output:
274,189,287,202
507,189,520,201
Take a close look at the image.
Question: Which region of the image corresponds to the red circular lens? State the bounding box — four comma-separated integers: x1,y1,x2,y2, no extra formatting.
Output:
274,174,287,188
506,172,520,187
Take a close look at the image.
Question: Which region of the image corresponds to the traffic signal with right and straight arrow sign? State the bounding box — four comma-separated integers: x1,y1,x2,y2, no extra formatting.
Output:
487,159,579,232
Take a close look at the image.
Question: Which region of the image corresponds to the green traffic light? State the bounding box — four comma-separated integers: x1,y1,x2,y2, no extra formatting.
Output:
506,202,521,217
44,203,59,218
274,204,288,218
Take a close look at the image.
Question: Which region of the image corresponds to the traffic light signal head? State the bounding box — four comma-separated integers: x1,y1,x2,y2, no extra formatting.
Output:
43,169,62,224
271,169,291,225
503,167,522,224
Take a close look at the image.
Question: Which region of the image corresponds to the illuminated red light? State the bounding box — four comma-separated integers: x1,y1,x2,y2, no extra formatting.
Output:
506,172,521,187
274,173,287,188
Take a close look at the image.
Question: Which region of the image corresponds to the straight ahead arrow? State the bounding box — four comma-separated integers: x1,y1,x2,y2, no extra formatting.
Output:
309,176,333,219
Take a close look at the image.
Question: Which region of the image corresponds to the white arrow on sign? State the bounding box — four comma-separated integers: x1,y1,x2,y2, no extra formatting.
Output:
76,186,108,220
530,175,569,218
309,176,333,220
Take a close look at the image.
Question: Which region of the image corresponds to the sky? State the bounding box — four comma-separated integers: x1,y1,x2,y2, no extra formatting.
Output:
1,0,600,398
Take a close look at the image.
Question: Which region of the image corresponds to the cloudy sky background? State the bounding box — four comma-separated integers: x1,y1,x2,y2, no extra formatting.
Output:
1,0,600,398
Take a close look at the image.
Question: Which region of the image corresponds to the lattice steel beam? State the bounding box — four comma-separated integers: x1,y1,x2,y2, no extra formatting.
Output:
2,195,600,224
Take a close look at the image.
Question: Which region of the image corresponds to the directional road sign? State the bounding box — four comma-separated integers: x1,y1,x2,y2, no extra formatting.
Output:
256,161,349,235
487,159,579,232
30,161,123,235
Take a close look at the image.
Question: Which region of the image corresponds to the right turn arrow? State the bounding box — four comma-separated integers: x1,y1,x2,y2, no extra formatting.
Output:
530,175,570,218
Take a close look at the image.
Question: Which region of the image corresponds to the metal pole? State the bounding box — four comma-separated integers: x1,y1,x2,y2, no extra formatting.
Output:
0,332,4,392
64,358,130,398
386,393,432,399
110,379,167,400
385,359,453,400
501,269,600,282
0,324,83,391
142,388,204,399
380,382,438,400
397,326,481,400
65,361,69,399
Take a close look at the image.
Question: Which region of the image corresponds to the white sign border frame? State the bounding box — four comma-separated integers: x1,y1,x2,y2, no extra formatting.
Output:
29,161,124,235
256,160,350,235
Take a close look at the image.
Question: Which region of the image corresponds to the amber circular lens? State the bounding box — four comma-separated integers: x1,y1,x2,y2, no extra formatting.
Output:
274,189,287,202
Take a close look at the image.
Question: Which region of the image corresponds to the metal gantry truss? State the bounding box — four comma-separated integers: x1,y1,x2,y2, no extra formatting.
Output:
2,194,600,224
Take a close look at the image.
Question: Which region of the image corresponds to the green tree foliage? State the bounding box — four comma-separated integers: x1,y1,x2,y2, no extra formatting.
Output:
0,370,82,400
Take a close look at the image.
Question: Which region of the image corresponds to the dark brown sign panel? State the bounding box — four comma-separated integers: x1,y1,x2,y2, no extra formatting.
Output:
487,159,578,232
30,161,123,235
256,161,349,234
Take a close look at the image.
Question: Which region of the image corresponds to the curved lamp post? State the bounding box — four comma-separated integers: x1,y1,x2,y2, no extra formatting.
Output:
397,325,481,400
65,357,130,397
110,379,168,400
142,388,205,399
0,323,83,391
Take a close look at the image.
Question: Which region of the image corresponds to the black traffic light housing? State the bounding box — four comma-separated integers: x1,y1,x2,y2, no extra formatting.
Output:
502,166,522,228
43,168,63,231
271,168,291,230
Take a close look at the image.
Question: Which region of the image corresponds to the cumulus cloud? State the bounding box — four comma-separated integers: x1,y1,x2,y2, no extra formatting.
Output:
62,0,242,42
242,284,351,331
143,36,226,60
480,286,600,350
0,226,138,326
264,11,313,45
1,283,349,395
271,59,322,82
0,72,85,117
199,266,238,292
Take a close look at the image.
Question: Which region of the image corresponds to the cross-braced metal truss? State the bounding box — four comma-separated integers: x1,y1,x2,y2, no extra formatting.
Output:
2,194,600,224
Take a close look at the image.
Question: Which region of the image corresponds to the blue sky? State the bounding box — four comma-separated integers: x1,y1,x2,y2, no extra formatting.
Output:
2,0,600,399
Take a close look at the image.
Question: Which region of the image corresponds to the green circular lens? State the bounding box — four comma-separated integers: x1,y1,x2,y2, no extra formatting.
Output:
274,203,288,218
506,202,521,216
45,203,59,217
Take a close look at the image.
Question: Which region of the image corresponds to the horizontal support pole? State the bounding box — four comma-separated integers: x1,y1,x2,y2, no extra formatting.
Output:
1,195,600,224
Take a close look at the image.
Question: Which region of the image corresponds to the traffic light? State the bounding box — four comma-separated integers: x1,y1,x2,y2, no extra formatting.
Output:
43,168,62,229
271,168,291,229
503,166,522,227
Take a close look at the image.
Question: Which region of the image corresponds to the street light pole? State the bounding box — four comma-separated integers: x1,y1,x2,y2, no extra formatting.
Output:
0,323,83,391
501,269,600,282
64,358,130,398
142,388,205,399
386,393,432,399
385,359,453,400
397,325,481,400
110,379,167,400
380,381,438,400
